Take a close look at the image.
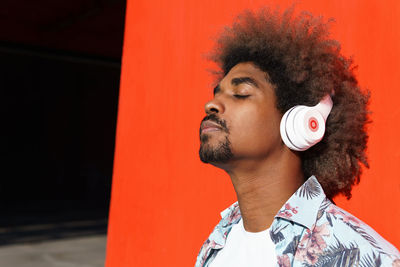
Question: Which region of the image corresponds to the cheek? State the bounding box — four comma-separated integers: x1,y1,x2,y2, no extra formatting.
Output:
230,107,282,153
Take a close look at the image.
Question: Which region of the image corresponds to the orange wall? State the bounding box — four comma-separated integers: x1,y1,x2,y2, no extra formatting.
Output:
106,0,400,266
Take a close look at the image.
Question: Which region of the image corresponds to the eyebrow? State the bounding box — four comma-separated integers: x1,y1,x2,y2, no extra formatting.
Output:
231,77,259,88
213,77,259,95
213,85,221,95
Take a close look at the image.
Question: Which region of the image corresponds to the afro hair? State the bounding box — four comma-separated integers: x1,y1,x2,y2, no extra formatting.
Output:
210,7,370,199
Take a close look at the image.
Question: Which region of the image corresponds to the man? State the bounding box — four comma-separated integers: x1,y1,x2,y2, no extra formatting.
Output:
195,7,400,267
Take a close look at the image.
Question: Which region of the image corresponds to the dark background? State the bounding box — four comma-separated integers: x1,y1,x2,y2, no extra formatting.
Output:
1,0,126,244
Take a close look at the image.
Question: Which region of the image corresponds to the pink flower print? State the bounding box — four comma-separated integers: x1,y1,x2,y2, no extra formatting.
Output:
227,204,241,224
278,254,291,267
327,205,360,226
277,211,292,218
326,205,339,215
295,222,330,265
200,240,211,264
341,214,360,226
278,202,299,218
392,259,400,267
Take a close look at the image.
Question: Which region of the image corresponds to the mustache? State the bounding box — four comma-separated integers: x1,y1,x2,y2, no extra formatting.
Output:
200,114,229,133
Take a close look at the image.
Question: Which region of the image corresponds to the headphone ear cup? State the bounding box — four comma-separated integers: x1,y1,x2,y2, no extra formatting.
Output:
280,94,333,151
297,108,326,147
280,105,306,151
279,107,293,150
280,105,326,151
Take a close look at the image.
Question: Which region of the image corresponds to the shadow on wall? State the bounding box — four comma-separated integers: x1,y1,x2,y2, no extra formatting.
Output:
0,45,118,246
0,0,126,246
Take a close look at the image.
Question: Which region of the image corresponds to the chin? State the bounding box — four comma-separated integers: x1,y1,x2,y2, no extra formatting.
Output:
199,135,234,165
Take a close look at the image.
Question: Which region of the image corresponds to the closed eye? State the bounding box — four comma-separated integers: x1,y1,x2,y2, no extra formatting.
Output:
234,94,250,99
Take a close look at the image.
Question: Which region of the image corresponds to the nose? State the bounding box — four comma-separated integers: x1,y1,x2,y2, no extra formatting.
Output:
204,98,225,115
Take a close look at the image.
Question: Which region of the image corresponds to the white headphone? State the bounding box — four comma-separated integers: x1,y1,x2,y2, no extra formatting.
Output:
280,94,333,151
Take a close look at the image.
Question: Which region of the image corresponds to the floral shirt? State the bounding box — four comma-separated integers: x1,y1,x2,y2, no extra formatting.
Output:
195,176,400,267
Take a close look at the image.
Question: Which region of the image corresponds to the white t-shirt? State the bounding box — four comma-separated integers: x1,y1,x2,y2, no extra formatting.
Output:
209,219,277,267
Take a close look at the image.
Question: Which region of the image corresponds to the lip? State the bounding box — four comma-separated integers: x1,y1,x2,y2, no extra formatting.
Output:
201,120,223,134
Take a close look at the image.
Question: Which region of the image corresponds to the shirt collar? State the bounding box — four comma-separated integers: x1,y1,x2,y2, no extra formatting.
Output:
274,175,326,229
219,175,326,230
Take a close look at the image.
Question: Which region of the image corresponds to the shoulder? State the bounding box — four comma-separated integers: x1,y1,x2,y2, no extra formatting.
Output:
313,199,400,266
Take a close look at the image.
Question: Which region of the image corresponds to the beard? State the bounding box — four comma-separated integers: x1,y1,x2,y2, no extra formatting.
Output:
199,134,233,164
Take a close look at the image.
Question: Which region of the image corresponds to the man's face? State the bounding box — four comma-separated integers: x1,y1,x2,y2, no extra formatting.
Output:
199,62,283,167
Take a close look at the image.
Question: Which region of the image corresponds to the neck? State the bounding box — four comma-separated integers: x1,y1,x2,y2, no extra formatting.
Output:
225,149,304,232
